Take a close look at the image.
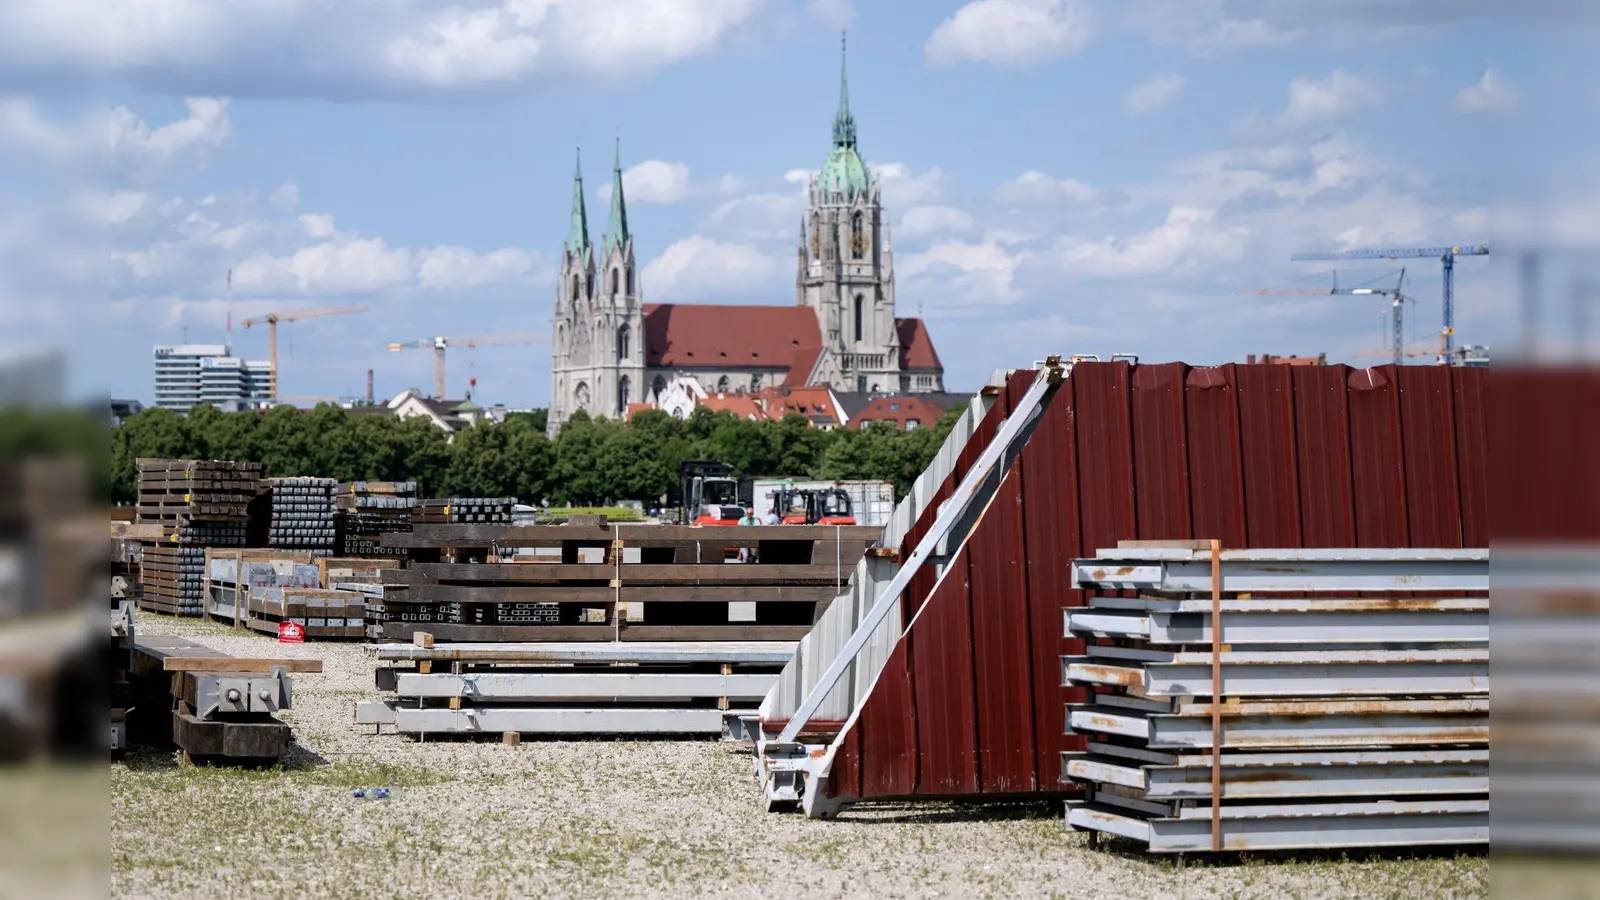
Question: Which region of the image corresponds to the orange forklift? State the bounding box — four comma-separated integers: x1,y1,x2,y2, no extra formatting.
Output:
771,486,857,526
679,461,745,526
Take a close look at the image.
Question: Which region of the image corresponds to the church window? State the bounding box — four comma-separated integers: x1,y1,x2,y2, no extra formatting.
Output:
750,373,762,392
854,294,864,343
626,269,634,296
652,374,666,399
611,269,619,296
617,325,630,362
850,211,865,259
716,375,730,394
571,274,581,303
618,375,630,416
810,214,820,257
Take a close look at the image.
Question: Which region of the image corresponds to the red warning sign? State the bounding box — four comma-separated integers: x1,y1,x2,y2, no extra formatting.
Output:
278,621,305,643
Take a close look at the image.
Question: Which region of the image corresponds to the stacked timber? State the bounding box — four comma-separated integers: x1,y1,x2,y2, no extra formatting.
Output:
334,481,416,557
370,523,879,643
266,477,336,554
135,459,260,616
1061,542,1490,854
413,497,514,525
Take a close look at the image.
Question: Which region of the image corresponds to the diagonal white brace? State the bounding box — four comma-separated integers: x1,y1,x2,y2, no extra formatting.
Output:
774,361,1061,745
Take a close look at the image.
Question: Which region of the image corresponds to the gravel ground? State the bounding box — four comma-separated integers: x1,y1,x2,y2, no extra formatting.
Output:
112,615,1488,900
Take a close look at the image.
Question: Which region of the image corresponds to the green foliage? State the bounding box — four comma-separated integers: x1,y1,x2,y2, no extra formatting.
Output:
110,402,961,505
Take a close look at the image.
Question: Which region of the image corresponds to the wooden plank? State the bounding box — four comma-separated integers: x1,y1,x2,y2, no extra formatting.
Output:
161,657,324,673
383,523,881,548
394,583,836,604
111,522,167,541
405,562,851,585
619,624,816,642
379,622,614,643
413,631,435,649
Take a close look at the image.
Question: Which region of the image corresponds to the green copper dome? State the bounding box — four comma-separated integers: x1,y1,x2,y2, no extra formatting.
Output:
819,33,869,200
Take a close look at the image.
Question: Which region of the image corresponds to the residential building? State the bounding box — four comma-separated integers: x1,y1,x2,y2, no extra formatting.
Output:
547,39,943,436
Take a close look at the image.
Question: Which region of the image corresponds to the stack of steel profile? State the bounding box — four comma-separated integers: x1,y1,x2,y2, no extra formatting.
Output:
413,497,515,525
356,641,795,738
266,477,337,555
334,481,416,557
135,459,260,616
1062,542,1490,854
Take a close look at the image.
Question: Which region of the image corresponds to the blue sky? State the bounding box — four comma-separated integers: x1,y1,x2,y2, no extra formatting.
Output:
0,0,1594,406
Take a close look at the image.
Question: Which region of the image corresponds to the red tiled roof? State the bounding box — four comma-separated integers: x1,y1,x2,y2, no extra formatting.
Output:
760,385,839,425
643,304,821,370
852,395,948,430
896,318,941,370
699,392,769,421
782,344,823,387
623,402,653,422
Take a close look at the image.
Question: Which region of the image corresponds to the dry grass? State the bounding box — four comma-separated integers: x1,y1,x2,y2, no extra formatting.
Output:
112,613,1488,899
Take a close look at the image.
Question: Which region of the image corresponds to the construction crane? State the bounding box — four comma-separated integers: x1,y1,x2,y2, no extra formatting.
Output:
387,333,550,400
240,305,368,403
1290,245,1488,364
1240,270,1413,365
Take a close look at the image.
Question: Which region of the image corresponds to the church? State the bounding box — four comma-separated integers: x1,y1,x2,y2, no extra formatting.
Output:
547,42,945,436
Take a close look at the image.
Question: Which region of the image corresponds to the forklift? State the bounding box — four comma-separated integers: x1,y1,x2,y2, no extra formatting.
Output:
770,486,857,526
678,461,745,526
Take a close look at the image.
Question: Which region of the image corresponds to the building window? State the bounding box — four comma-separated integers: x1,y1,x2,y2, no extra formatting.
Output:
652,374,666,399
571,274,581,303
750,373,762,392
618,375,630,415
716,375,730,394
857,375,866,392
889,402,900,411
899,374,910,392
906,419,920,431
626,269,634,296
850,211,864,259
854,294,864,343
617,325,630,362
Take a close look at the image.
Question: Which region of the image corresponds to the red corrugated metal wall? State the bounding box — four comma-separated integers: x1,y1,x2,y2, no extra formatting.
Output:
824,361,1489,802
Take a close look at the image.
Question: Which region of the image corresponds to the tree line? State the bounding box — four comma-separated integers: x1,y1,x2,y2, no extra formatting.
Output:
110,403,963,507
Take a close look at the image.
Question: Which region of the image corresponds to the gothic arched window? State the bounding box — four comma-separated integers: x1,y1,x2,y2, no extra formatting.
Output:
854,294,864,343
716,375,730,394
850,211,865,259
571,274,581,303
652,374,666,399
611,268,620,297
618,375,630,415
617,325,630,362
626,269,634,296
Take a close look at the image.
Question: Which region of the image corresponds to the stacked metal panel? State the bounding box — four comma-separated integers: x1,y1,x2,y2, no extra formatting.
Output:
266,477,336,554
413,497,515,525
1061,544,1490,853
334,481,416,556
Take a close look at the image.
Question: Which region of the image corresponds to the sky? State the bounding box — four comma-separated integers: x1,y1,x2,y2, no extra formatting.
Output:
1,0,1596,407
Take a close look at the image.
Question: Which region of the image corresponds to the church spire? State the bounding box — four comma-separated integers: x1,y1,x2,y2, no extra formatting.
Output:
603,135,630,255
566,143,590,257
832,32,856,149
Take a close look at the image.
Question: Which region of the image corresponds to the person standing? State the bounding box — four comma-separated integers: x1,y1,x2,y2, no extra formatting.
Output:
737,507,760,561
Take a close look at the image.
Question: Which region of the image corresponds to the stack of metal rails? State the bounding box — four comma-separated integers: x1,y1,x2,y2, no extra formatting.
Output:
372,523,877,643
1062,542,1490,854
413,497,515,525
204,551,394,639
135,459,260,616
357,640,794,737
265,477,336,555
333,481,415,557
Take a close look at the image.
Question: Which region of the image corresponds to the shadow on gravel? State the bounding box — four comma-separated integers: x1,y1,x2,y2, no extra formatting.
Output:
1085,833,1488,869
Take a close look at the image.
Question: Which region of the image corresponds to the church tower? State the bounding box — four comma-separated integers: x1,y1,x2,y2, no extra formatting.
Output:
550,146,596,437
797,34,901,394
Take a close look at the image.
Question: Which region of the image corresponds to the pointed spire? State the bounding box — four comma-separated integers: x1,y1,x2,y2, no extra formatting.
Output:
603,134,630,256
832,31,856,149
566,142,590,257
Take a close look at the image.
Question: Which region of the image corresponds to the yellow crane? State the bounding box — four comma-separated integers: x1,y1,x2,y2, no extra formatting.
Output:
387,333,550,400
240,305,368,403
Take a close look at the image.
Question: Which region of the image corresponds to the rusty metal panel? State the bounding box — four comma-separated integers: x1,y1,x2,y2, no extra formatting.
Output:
1020,375,1084,781
1234,364,1302,548
1452,368,1489,548
968,460,1037,793
1072,362,1137,554
1398,366,1463,548
1347,366,1410,548
910,545,979,795
1131,363,1192,540
1185,365,1247,549
1291,365,1356,547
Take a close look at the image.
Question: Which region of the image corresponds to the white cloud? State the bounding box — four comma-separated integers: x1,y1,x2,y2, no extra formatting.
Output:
597,159,692,205
641,235,780,301
1280,70,1382,126
1053,206,1248,278
0,95,230,177
1124,73,1185,114
807,0,855,28
925,0,1093,67
0,0,761,96
417,245,540,289
1453,68,1520,115
110,97,231,164
873,163,945,208
900,236,1026,308
998,170,1095,203
899,206,976,240
299,213,336,239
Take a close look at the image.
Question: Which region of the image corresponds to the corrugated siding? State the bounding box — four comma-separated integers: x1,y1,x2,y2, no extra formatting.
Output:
824,360,1488,803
